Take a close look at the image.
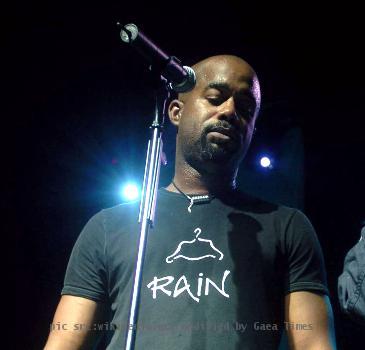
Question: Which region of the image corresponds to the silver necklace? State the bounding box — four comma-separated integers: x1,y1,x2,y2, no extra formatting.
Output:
172,181,214,213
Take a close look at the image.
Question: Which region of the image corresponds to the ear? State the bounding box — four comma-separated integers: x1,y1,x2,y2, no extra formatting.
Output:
168,99,184,127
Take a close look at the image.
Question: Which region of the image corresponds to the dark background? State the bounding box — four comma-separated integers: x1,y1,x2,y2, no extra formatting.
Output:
13,1,364,348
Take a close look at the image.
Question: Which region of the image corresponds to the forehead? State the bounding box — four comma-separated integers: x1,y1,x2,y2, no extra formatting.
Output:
195,57,256,94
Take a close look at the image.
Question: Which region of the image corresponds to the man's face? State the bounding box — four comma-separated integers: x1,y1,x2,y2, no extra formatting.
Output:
171,56,260,173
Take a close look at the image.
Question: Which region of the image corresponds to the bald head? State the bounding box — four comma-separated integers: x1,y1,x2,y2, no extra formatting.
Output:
192,55,257,83
180,55,261,112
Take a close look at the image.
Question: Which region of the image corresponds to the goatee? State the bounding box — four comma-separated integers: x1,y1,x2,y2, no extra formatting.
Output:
200,120,242,162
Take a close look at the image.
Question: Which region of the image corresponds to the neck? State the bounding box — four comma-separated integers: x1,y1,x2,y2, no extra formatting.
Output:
166,159,238,196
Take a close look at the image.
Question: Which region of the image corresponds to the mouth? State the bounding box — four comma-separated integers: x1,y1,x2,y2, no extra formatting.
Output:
207,126,239,142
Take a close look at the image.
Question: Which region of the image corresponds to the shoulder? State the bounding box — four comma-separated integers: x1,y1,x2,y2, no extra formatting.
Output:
225,190,303,225
98,200,140,233
76,201,140,241
226,191,319,248
100,200,140,220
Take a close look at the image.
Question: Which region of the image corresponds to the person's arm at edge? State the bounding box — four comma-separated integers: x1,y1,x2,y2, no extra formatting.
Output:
44,295,106,350
285,291,336,350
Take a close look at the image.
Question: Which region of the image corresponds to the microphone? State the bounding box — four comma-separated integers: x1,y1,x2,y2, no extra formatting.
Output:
119,23,196,93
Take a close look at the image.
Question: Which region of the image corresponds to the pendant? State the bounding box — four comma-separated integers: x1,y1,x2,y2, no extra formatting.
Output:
187,195,211,213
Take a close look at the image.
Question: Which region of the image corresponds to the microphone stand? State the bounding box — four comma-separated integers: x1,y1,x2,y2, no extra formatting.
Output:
124,70,170,350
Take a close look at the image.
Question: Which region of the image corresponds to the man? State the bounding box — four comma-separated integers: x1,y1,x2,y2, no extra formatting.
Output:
338,225,365,324
45,55,336,349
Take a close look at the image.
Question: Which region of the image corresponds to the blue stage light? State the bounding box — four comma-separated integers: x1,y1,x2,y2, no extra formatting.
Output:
260,156,272,168
121,183,140,201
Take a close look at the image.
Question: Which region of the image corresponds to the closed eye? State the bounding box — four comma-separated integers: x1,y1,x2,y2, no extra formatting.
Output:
206,96,226,106
207,97,255,119
235,99,256,120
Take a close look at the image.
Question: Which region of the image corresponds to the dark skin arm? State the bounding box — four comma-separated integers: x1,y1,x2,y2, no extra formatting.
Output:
285,291,336,349
44,295,106,350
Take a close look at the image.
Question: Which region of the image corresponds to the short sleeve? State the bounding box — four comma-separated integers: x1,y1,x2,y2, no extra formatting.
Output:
61,211,108,302
284,210,329,295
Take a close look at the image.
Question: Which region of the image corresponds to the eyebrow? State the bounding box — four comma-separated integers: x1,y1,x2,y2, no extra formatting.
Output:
204,82,256,103
205,82,231,92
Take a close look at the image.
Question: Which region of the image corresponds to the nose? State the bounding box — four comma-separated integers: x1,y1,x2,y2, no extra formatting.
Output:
217,97,239,124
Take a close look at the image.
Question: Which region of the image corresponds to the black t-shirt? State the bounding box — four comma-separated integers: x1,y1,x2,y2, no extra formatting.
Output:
62,188,328,349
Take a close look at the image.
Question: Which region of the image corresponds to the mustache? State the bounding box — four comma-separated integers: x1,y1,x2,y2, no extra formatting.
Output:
203,121,242,139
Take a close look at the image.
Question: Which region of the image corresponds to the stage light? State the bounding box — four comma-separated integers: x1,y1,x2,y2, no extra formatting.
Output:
260,156,272,168
121,183,140,201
